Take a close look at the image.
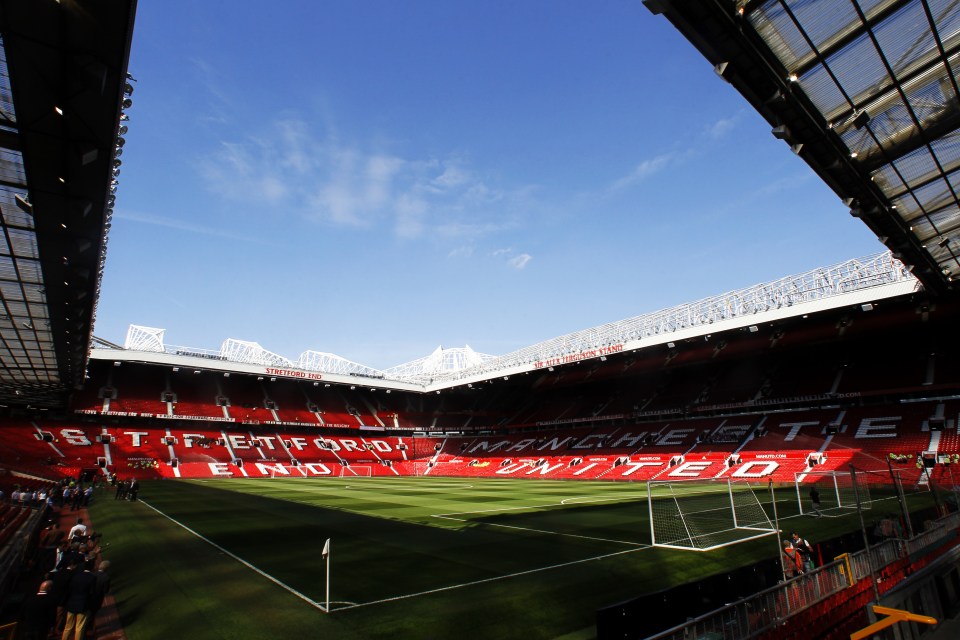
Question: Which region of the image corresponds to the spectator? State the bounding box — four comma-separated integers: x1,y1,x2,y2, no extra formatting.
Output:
70,487,84,511
808,486,822,518
61,560,97,640
89,560,112,634
68,518,87,542
790,532,816,572
49,559,79,634
782,540,804,579
19,579,57,640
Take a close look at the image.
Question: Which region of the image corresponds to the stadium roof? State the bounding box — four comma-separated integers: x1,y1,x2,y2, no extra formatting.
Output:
95,251,919,390
648,0,960,294
0,0,137,408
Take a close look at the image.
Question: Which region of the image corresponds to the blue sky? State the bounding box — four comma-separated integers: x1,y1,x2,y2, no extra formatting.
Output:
95,0,883,370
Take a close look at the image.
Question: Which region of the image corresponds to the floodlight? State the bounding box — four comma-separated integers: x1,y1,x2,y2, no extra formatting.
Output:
15,194,32,215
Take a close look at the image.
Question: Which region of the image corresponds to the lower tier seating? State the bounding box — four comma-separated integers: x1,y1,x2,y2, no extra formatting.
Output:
3,400,956,484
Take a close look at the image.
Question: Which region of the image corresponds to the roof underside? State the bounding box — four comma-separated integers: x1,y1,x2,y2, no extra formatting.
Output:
649,0,960,293
0,0,137,408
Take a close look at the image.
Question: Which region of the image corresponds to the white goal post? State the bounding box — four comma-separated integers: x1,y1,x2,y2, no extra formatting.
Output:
648,479,777,551
339,465,372,477
795,469,877,515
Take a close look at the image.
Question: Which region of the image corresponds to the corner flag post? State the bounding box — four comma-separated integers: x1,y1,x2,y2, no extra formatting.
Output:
322,538,330,612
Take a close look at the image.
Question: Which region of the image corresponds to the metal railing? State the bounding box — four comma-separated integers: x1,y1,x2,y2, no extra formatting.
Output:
848,539,899,580
644,511,960,640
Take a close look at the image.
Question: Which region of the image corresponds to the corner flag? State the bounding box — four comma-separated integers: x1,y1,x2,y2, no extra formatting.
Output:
322,538,331,613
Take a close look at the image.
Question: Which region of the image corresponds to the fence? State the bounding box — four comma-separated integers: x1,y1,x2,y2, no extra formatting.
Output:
643,510,960,640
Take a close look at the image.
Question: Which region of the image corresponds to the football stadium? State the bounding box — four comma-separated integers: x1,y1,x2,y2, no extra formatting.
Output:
3,1,960,639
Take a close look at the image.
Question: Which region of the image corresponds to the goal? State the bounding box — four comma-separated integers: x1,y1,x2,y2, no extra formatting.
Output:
339,465,372,477
648,479,777,551
795,469,878,515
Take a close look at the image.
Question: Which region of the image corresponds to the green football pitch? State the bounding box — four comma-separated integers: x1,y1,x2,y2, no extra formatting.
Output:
87,476,915,640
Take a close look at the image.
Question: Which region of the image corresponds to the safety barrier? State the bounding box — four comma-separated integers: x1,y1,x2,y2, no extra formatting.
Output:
643,511,960,639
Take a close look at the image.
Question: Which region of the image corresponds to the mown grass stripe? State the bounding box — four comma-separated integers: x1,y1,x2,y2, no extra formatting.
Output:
139,498,330,613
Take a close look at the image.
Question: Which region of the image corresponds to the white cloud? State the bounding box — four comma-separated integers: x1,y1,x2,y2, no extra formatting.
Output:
447,245,474,258
508,253,533,270
706,116,737,140
199,117,533,243
610,153,674,191
114,210,271,244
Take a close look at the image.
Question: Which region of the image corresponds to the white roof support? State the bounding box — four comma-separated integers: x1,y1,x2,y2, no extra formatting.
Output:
418,252,916,385
295,351,385,377
123,325,165,352
384,345,495,379
219,339,292,367
112,252,916,389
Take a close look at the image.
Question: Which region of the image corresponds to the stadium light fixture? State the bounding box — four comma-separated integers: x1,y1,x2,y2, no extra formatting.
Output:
14,194,33,215
861,304,874,311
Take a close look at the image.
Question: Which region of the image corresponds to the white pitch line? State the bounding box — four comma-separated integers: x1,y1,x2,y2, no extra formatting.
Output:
559,493,647,506
140,500,328,613
333,546,647,612
431,514,647,547
435,492,647,519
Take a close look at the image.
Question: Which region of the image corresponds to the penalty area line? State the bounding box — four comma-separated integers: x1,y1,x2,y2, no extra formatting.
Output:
140,500,328,614
334,546,646,612
431,514,648,547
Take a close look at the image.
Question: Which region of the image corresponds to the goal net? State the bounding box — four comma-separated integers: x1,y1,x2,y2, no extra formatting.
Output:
339,465,372,477
648,479,776,551
796,469,877,515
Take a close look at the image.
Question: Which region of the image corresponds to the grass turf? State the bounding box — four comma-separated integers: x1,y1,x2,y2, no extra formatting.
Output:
87,477,930,640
